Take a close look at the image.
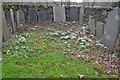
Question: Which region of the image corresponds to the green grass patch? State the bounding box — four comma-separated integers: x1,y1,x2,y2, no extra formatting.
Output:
2,26,111,78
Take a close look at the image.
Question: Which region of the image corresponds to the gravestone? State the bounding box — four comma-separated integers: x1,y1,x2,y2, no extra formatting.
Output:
2,11,11,42
69,7,79,22
10,9,16,33
38,10,52,22
53,6,66,22
89,16,95,35
65,7,70,21
38,11,45,22
5,12,12,26
101,8,120,51
96,21,104,39
17,10,25,23
28,8,38,23
17,10,25,28
0,3,2,49
79,7,84,26
45,10,53,22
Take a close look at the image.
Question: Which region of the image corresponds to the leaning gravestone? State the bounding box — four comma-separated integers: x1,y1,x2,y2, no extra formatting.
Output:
2,11,11,42
10,9,16,33
79,7,84,26
89,16,96,35
53,6,66,22
28,8,38,23
69,7,79,22
101,8,120,52
0,3,2,49
96,21,104,39
17,10,25,28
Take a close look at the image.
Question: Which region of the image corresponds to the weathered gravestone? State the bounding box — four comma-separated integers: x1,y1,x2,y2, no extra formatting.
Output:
69,7,79,22
5,12,12,27
53,6,66,22
65,7,70,21
38,10,52,22
28,8,38,23
10,9,16,33
96,21,104,39
101,8,120,51
2,11,11,42
0,3,2,49
89,16,96,35
17,10,25,28
79,7,84,26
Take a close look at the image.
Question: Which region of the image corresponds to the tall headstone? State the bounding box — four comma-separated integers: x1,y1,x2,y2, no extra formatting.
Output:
10,9,16,33
28,8,38,23
0,3,2,78
69,7,79,22
89,16,96,35
53,6,66,22
101,8,120,51
0,2,2,50
5,12,12,26
96,21,104,39
17,10,25,28
2,11,11,42
79,7,84,26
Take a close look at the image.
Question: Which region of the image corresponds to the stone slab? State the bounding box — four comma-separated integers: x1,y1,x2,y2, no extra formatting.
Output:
69,7,79,22
3,11,11,42
53,6,66,22
101,8,120,51
0,3,2,48
18,10,25,23
38,10,52,22
17,10,25,28
96,21,104,39
5,12,12,26
79,7,84,26
10,9,16,33
89,16,96,35
28,8,38,23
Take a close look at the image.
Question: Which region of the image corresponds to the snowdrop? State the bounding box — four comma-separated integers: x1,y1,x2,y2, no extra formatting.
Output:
6,50,11,55
18,36,26,43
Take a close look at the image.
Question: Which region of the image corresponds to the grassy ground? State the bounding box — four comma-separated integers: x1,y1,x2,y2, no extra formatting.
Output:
2,23,119,78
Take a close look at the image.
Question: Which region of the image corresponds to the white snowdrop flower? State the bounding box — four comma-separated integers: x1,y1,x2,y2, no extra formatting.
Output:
18,36,26,43
76,55,81,58
6,50,11,55
81,45,85,48
14,46,19,50
34,26,38,28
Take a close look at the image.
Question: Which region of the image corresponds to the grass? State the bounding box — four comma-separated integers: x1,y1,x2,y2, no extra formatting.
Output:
2,25,114,78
